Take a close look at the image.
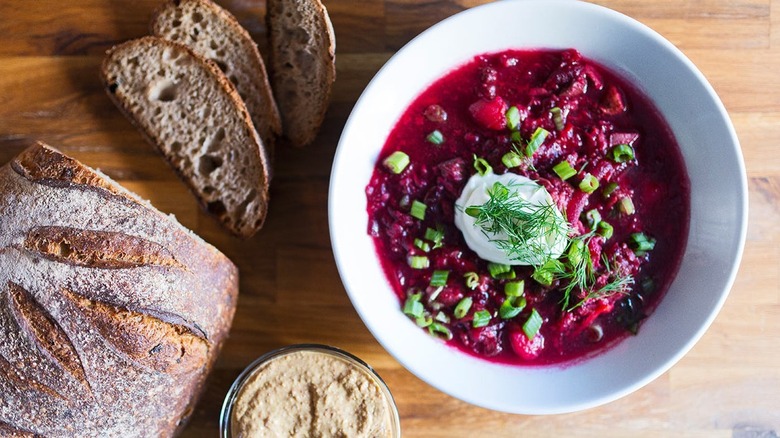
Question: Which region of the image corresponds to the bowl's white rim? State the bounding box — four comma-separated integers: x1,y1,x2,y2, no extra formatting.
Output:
328,0,748,414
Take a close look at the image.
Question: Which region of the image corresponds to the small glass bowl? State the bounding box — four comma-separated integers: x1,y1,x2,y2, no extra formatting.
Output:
220,344,401,437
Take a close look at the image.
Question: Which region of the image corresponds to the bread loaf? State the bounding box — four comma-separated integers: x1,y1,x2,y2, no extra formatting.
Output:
100,36,270,238
0,142,238,437
151,0,282,157
267,0,336,147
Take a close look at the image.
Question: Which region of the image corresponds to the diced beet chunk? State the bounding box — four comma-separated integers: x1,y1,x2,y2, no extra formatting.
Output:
601,85,627,115
436,157,467,182
462,324,503,357
509,329,545,360
561,74,588,97
436,286,464,306
609,132,639,147
468,97,508,130
424,104,448,122
583,65,604,90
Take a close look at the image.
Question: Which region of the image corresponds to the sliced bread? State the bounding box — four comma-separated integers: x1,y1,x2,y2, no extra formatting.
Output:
150,0,282,156
267,0,336,147
100,36,270,238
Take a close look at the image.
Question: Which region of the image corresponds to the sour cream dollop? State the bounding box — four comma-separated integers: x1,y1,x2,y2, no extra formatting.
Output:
454,172,568,266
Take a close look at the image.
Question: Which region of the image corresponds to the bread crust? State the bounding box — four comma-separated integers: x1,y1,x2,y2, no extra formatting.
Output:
100,36,270,238
267,0,336,147
0,142,238,436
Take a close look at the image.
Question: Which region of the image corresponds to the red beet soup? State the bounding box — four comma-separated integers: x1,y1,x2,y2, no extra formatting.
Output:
365,49,690,366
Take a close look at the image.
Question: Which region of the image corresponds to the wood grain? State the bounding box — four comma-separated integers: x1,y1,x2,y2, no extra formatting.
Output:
0,0,778,436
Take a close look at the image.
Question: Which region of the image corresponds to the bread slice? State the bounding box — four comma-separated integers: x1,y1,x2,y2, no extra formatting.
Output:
267,0,336,147
150,0,282,158
100,36,270,238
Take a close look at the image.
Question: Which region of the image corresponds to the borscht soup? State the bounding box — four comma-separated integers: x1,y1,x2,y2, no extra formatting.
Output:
365,49,690,366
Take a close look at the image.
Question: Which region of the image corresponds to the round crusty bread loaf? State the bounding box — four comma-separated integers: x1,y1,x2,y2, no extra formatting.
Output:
100,36,270,238
0,142,238,437
151,0,282,157
267,0,336,147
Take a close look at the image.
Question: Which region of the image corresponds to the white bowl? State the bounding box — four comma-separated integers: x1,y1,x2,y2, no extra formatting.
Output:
329,0,747,414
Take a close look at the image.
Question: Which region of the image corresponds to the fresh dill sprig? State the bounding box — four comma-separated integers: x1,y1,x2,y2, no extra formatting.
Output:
558,235,595,311
561,240,634,311
465,181,569,265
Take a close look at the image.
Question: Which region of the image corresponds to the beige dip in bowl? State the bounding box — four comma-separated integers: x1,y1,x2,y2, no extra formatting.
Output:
220,344,400,437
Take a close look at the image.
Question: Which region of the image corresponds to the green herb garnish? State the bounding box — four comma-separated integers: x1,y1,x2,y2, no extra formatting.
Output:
383,151,410,174
472,309,492,328
454,296,473,319
551,107,565,131
427,130,444,145
464,272,479,290
465,180,569,265
410,200,427,220
525,127,549,157
473,155,492,176
429,270,449,287
522,308,543,340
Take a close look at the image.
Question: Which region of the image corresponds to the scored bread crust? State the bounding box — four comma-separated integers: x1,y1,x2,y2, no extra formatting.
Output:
150,0,282,160
100,36,270,238
267,0,336,147
0,142,238,436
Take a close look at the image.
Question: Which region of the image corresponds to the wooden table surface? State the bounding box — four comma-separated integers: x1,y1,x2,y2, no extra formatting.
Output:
1,0,778,436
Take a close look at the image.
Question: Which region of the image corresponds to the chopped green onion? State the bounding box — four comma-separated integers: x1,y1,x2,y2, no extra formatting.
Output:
510,131,523,145
472,309,492,328
487,262,512,279
504,280,524,297
618,196,635,215
532,260,561,286
490,181,509,198
403,293,424,318
525,127,549,157
416,314,433,327
414,238,430,252
499,296,526,319
602,182,618,197
410,200,427,220
453,296,473,319
499,270,516,280
522,308,543,340
424,226,444,248
434,311,450,324
610,144,635,163
407,255,429,269
584,209,602,230
551,107,565,131
501,151,523,168
597,221,614,239
464,272,479,290
383,151,410,174
427,322,453,340
430,270,449,287
579,173,600,193
532,268,554,286
428,286,443,301
567,239,586,268
427,130,444,145
506,106,521,130
553,160,577,180
630,232,656,255
473,155,492,176
465,206,480,217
